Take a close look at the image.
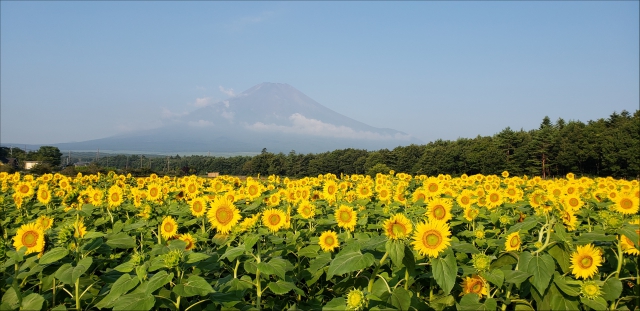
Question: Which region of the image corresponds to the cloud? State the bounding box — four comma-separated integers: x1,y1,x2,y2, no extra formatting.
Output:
246,113,411,141
226,11,274,32
161,108,189,119
188,120,214,128
193,97,213,108
221,110,234,122
219,86,236,97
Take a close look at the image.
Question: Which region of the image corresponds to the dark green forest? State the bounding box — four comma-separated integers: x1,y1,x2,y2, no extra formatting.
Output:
2,110,638,178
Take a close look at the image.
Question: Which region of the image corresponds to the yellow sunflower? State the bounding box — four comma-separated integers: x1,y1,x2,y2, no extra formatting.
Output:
179,233,196,250
423,177,443,198
14,181,34,198
484,190,503,209
161,216,179,240
346,288,365,310
335,204,357,232
323,180,338,201
562,209,578,232
456,190,474,209
461,275,489,297
356,183,373,200
411,220,451,258
73,219,87,238
318,230,340,252
13,222,45,254
463,207,480,222
570,244,602,279
267,194,281,207
562,194,584,211
245,180,263,200
107,185,124,209
184,180,199,198
36,215,54,231
262,208,286,233
412,188,428,204
620,234,639,256
377,186,392,205
147,183,163,202
426,198,453,222
383,213,413,240
238,213,261,232
505,232,522,252
37,185,52,205
613,192,639,215
297,201,316,219
207,197,242,234
189,197,208,217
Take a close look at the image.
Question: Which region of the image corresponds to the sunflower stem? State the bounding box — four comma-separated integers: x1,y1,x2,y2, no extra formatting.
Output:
75,277,81,311
533,218,554,255
404,268,410,290
201,217,206,235
234,259,240,279
157,224,162,245
501,283,513,311
368,251,389,293
614,240,623,278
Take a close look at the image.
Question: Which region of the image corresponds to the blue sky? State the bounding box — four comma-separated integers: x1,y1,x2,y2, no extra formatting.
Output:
1,1,638,146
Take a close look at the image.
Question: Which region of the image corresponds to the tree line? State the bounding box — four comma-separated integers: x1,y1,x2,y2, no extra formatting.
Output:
2,110,638,179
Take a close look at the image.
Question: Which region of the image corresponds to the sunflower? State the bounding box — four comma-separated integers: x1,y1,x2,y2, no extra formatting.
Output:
318,230,339,252
570,244,602,279
189,197,208,217
179,233,196,250
581,280,602,300
411,220,451,258
245,180,263,200
346,288,365,310
207,197,242,234
456,190,474,209
161,216,179,240
335,204,357,232
461,275,488,297
412,188,428,204
505,232,522,252
426,198,453,222
562,194,584,211
36,215,54,231
562,209,578,231
620,220,640,256
107,185,124,209
14,181,34,198
147,183,163,202
239,213,261,232
13,222,45,254
484,190,503,209
37,185,52,205
297,201,316,219
377,186,392,205
184,180,199,198
323,180,338,201
613,192,639,215
463,207,480,222
423,177,443,198
501,171,509,178
383,213,413,240
73,219,87,238
262,208,286,233
267,194,281,207
356,183,373,200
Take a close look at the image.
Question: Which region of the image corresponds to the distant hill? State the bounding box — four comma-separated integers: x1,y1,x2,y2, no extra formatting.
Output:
53,83,422,154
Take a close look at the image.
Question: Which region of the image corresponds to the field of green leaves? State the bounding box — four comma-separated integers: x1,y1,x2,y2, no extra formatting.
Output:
1,171,638,310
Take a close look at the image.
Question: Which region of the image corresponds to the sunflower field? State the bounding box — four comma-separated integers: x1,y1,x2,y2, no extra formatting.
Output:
0,171,638,311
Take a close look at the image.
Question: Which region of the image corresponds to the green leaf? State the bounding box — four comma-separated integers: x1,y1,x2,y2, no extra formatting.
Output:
308,252,332,274
106,232,136,249
173,275,214,297
552,272,580,296
113,261,136,273
507,217,538,234
547,284,580,311
244,234,260,251
402,245,416,273
575,233,615,244
298,245,320,258
123,221,146,231
326,249,375,279
618,226,639,248
456,293,497,310
38,247,69,265
519,252,554,294
580,296,608,311
601,277,622,301
143,271,174,295
322,297,346,311
1,287,19,310
386,240,405,267
20,293,44,311
502,270,531,285
82,232,105,239
547,243,571,274
390,287,411,311
257,257,290,279
112,293,155,311
71,257,93,284
480,269,504,288
95,274,140,309
267,281,305,296
54,263,74,284
451,242,480,254
491,253,517,269
220,245,245,262
185,252,210,264
432,253,457,296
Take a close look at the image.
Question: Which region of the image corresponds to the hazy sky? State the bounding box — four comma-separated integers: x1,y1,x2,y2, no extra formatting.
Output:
2,1,638,146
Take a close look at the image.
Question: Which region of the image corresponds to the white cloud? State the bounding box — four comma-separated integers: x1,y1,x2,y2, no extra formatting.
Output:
246,113,411,141
221,110,234,122
193,97,213,108
188,120,214,128
161,108,189,119
219,86,236,97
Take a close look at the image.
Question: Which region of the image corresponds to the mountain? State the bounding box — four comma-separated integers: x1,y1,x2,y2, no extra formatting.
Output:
55,83,422,154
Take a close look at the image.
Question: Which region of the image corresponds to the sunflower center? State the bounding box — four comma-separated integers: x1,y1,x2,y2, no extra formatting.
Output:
188,184,196,193
193,202,202,212
620,198,633,209
150,188,158,197
249,185,258,196
380,190,388,197
423,230,442,248
302,206,311,216
392,223,407,236
416,193,426,201
508,189,516,196
339,211,352,222
584,284,598,295
164,222,174,232
569,198,579,207
41,191,49,200
269,214,281,226
19,185,29,194
111,193,119,202
94,193,100,201
490,193,499,203
510,235,520,248
22,231,39,247
433,205,445,219
580,256,593,268
324,236,335,246
328,186,336,195
472,282,482,292
567,188,575,194
216,207,232,225
428,184,438,192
